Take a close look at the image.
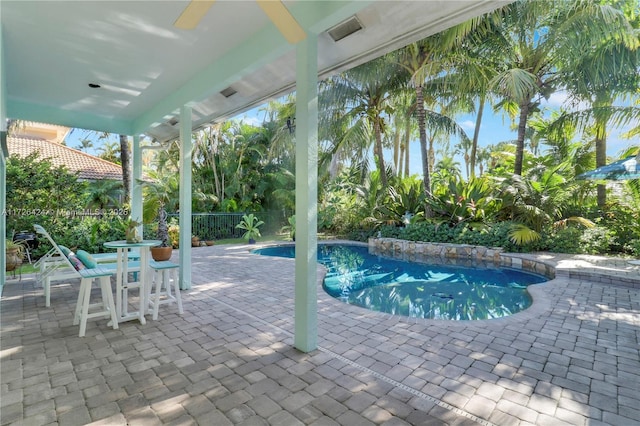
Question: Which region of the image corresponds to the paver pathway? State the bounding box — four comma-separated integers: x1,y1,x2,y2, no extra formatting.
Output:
1,243,639,425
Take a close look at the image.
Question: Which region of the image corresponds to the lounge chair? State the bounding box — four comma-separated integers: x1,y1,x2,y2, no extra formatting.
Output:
33,224,140,307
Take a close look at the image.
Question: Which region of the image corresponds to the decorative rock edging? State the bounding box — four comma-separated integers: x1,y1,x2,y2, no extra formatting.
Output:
369,238,556,279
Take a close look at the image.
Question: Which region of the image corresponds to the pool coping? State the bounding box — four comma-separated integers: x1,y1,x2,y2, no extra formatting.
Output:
255,238,640,329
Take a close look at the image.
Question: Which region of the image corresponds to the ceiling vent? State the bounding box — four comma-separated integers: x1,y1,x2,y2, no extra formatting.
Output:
328,16,363,42
220,86,237,98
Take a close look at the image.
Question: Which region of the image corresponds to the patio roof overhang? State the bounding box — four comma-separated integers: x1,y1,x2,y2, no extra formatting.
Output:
1,0,509,142
0,0,511,349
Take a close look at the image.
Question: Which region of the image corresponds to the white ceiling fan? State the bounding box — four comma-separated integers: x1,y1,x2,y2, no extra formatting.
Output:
174,0,306,44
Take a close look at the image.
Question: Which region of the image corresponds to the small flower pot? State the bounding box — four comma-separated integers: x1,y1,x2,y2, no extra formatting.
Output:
150,246,172,261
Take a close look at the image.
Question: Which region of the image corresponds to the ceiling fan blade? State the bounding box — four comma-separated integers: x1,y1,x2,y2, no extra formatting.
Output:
174,0,216,30
256,0,306,44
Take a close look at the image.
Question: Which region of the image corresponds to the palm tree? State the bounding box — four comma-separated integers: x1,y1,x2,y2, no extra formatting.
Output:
485,0,637,176
394,22,486,201
119,135,131,204
75,137,94,152
84,180,123,218
550,0,639,206
444,26,502,178
475,147,492,176
321,56,405,188
97,140,120,164
141,169,180,247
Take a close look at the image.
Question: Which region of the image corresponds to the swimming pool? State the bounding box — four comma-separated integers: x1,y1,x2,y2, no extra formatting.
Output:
253,243,548,320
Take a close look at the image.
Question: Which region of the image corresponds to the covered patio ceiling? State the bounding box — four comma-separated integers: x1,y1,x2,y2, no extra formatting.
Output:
2,0,509,141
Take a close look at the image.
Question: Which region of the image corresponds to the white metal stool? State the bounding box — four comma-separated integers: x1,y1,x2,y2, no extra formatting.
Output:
148,261,183,320
73,267,119,337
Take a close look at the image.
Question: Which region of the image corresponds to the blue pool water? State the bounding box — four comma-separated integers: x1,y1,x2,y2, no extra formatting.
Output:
253,244,548,320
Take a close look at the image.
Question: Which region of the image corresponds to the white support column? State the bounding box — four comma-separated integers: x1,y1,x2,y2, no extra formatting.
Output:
1,23,7,286
294,32,318,353
178,106,192,290
0,150,5,286
131,135,143,237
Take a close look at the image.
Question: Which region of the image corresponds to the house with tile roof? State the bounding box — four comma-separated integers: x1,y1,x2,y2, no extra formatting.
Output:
6,122,123,181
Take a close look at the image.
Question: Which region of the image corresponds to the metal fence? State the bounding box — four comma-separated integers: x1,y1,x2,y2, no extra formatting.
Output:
167,211,288,240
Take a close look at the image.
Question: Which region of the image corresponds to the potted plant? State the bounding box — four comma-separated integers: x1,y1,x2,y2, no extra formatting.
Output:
124,217,142,243
150,208,173,260
236,213,264,244
140,172,178,261
6,239,25,272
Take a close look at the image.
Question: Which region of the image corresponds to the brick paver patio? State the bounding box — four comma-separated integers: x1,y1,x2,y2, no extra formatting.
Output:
1,242,639,425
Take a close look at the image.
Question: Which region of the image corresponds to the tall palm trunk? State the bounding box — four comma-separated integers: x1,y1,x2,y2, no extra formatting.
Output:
470,96,485,179
373,118,388,188
404,119,411,178
514,101,530,176
595,122,607,207
119,134,131,204
416,85,431,197
393,130,400,174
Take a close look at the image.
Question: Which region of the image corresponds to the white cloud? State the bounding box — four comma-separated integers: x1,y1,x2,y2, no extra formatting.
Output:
460,120,475,131
544,91,568,108
541,90,589,111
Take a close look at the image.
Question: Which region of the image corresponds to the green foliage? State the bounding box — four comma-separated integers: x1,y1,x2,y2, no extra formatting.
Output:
280,215,296,241
235,214,264,241
379,221,539,253
4,152,133,258
318,174,362,235
427,175,500,227
6,153,88,234
64,216,127,253
508,224,541,246
588,202,640,254
374,177,426,226
543,226,615,254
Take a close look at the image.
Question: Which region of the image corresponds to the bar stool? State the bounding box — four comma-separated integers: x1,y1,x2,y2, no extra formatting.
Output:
148,261,183,320
73,267,119,337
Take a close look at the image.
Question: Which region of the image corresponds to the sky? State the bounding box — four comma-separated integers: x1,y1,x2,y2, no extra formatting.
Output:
67,93,637,179
234,92,637,178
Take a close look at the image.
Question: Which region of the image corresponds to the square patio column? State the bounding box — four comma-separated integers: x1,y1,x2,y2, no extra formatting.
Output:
178,105,192,290
0,141,5,285
131,135,143,237
294,32,318,353
1,27,6,286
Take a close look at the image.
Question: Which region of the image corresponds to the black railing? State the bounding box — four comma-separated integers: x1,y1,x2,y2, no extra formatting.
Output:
167,211,288,240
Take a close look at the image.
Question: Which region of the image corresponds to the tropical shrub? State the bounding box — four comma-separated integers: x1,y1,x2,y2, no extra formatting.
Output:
379,220,542,253
427,175,501,227
236,214,264,242
588,202,640,254
319,184,362,235
374,177,426,226
542,226,615,254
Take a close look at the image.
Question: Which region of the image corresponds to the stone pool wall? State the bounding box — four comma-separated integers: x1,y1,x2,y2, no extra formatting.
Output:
368,238,555,279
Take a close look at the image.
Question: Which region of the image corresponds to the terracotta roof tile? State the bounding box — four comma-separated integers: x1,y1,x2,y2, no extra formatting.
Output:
7,136,123,181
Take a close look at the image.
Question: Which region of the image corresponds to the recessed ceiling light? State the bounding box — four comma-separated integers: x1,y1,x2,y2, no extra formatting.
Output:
88,83,101,88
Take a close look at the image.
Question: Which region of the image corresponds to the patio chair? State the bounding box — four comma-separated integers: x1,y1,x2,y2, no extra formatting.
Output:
147,260,183,320
74,266,120,337
33,224,140,307
33,224,138,266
